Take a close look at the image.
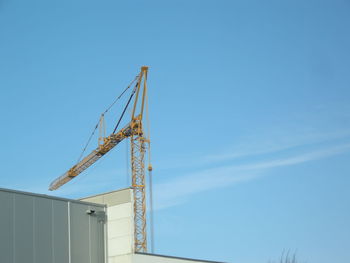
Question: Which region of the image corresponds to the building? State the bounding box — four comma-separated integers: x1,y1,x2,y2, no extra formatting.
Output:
81,188,225,263
0,187,107,263
0,187,225,263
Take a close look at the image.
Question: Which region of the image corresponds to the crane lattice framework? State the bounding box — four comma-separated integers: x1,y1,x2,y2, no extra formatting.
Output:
130,66,149,252
49,66,151,253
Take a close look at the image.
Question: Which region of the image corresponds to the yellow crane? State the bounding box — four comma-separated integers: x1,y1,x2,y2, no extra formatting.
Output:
49,66,152,253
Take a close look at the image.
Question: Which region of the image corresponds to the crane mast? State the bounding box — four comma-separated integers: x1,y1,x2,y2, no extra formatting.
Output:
131,66,149,252
48,66,151,253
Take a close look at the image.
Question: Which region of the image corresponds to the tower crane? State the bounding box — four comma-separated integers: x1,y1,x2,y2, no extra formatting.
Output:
49,66,151,253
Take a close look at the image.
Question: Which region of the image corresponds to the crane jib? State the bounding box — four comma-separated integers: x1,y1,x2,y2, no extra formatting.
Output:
48,119,140,191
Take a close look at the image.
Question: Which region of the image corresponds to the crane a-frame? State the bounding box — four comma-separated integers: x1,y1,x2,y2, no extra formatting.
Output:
49,66,151,253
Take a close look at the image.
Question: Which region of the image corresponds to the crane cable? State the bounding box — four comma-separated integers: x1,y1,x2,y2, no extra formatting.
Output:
112,81,138,134
76,75,139,164
145,81,155,253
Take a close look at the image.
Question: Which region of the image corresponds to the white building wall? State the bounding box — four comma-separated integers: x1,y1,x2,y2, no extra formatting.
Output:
81,188,224,263
81,188,134,263
133,254,223,263
108,254,133,263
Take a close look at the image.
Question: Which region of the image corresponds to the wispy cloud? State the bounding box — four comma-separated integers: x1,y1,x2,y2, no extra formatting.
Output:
25,129,350,206
154,142,350,210
204,129,350,163
156,128,350,171
235,143,350,171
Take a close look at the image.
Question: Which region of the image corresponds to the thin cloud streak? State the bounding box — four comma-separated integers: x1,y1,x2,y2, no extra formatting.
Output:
235,143,350,171
154,142,350,210
156,129,350,171
204,129,350,163
23,140,350,204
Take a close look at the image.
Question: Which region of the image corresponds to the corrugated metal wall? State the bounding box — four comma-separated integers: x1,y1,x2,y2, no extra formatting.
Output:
0,188,106,263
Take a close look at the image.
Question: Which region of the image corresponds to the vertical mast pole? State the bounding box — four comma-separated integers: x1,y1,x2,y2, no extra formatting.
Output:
131,66,149,252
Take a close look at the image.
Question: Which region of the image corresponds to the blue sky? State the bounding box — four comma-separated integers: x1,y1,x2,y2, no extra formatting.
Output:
1,0,350,262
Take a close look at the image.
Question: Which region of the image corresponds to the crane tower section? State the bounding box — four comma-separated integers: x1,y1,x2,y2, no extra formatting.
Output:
131,66,149,252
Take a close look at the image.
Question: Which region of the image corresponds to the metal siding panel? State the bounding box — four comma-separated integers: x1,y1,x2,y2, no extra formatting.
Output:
14,193,34,263
89,205,105,263
52,200,69,263
34,197,53,263
0,191,14,263
70,202,90,263
0,189,106,263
